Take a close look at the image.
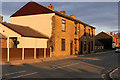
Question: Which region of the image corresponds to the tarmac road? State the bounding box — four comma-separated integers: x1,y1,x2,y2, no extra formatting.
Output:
2,51,119,79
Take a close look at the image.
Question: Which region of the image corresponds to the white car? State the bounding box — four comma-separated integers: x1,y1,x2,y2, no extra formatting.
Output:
115,47,120,53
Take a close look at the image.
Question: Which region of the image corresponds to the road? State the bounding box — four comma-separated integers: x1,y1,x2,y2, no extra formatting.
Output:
2,51,120,79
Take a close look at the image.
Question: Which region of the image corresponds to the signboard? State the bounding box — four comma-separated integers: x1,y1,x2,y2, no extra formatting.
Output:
112,43,115,48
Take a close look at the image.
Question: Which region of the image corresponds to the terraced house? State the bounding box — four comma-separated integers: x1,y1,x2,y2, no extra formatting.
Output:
10,1,95,57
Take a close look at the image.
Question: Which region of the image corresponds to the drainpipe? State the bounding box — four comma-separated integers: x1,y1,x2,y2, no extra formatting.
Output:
22,37,24,60
7,37,9,62
34,39,37,59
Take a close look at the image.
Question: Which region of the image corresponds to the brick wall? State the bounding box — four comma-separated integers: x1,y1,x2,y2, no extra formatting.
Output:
51,15,95,57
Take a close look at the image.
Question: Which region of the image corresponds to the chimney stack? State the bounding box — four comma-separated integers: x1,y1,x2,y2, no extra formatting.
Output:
60,11,66,15
0,16,3,23
114,33,116,36
70,15,75,19
110,32,113,35
48,4,54,10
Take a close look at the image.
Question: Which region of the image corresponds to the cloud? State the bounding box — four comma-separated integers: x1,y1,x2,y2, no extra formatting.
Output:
1,2,118,34
2,2,27,16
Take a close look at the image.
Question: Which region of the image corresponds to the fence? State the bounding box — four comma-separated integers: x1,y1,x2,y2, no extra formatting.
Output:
1,48,50,62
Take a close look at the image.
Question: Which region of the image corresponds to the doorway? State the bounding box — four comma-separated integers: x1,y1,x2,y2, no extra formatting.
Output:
80,41,83,54
88,42,90,54
70,41,73,55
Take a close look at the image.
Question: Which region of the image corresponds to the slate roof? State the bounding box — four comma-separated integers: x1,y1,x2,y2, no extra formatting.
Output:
10,1,95,29
95,31,112,39
2,22,49,39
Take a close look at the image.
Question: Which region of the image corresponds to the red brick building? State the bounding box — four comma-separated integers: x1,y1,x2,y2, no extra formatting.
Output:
109,32,120,47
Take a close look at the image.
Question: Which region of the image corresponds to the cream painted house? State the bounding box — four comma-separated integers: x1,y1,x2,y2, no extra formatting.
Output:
10,1,96,57
0,22,49,48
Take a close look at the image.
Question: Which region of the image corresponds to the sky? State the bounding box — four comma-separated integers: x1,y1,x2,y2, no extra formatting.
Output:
1,1,118,34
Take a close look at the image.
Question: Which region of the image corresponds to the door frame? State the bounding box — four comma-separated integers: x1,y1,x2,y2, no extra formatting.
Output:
80,41,83,54
88,42,90,54
70,40,73,55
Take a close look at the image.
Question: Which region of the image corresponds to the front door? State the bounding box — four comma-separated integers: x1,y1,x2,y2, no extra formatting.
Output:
88,42,90,54
81,41,83,54
79,38,81,54
70,41,73,55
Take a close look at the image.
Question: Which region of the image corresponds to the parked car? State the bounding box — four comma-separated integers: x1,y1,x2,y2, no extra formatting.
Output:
115,47,120,53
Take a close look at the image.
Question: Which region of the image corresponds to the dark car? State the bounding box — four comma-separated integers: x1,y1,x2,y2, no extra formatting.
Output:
115,47,120,53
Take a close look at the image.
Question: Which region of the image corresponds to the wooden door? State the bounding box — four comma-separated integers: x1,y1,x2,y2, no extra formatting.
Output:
70,41,73,55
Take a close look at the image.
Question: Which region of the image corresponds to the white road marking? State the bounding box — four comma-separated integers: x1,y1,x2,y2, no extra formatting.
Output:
3,71,26,76
53,63,79,69
12,72,38,78
101,74,106,80
109,67,119,79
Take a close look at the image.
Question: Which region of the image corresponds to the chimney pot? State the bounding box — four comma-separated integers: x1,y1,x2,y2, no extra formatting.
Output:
0,16,3,22
110,32,113,35
48,4,54,10
60,11,66,15
70,15,75,19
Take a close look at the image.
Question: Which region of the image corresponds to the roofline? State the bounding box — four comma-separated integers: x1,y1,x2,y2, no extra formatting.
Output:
54,11,95,29
10,1,55,17
2,22,25,37
21,35,49,39
96,31,114,38
1,22,49,39
10,1,96,29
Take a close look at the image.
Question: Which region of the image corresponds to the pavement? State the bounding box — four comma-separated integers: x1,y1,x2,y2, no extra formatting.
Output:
2,50,113,66
1,50,119,79
2,55,78,65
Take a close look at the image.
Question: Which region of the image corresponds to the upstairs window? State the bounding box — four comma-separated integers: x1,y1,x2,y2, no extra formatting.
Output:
74,38,77,51
75,23,77,35
79,24,80,34
61,39,65,51
91,41,93,51
89,29,90,36
84,41,86,51
91,28,93,37
62,19,66,32
84,25,86,36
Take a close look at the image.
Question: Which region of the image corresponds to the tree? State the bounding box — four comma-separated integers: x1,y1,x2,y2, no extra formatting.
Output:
118,32,120,37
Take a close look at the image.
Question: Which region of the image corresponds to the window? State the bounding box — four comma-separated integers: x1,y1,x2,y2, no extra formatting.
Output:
84,41,86,51
91,28,93,37
74,38,77,51
62,19,66,31
116,39,118,45
51,46,53,52
78,24,80,34
10,37,19,48
89,29,90,36
61,39,65,51
91,41,93,51
84,25,86,36
75,23,77,34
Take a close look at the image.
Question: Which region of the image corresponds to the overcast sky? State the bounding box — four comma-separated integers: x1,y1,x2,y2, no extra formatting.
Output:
1,2,118,34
